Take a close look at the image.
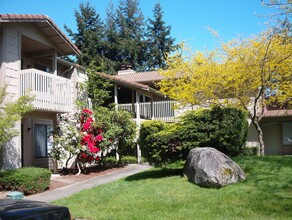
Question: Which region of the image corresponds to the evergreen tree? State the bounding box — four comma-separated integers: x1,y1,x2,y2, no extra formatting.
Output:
64,2,105,67
147,3,176,70
116,0,147,70
103,2,120,74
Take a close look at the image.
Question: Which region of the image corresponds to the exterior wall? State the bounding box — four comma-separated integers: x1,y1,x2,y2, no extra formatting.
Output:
2,24,20,100
246,116,292,155
261,116,292,155
1,24,22,169
0,25,3,87
22,111,57,169
246,120,260,148
70,67,87,111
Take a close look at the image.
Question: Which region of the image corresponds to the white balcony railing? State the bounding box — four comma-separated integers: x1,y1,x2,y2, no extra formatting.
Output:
20,69,72,112
118,100,177,122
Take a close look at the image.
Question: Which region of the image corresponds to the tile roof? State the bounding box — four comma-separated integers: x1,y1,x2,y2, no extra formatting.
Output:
115,71,165,83
263,109,292,117
0,14,80,56
97,72,149,90
96,72,164,97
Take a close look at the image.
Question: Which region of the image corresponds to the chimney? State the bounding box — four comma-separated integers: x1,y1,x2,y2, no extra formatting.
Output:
118,64,136,75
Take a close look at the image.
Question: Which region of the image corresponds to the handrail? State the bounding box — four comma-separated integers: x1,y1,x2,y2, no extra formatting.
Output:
118,100,177,122
20,69,72,112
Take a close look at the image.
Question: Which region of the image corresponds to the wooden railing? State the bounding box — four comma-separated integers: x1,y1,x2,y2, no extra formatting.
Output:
20,69,72,112
118,100,177,122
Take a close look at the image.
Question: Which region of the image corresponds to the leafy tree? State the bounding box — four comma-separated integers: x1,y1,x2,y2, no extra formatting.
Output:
93,106,137,161
147,3,176,70
262,0,292,34
158,30,292,156
116,0,147,70
86,64,113,107
262,0,292,16
65,2,105,67
0,86,34,149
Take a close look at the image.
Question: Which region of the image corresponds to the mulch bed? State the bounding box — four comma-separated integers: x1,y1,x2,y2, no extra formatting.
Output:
48,164,126,191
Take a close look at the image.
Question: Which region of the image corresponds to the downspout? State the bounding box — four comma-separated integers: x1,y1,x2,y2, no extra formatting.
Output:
60,65,73,77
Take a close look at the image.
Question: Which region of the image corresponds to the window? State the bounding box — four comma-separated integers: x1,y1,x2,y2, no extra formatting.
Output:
34,124,53,158
282,122,292,146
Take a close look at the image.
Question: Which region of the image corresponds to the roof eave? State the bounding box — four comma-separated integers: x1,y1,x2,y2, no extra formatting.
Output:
0,14,81,56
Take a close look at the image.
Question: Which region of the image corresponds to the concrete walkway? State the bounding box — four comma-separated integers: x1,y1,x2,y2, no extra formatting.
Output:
26,164,151,203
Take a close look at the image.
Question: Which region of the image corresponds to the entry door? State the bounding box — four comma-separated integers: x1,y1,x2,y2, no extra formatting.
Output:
262,122,279,155
34,124,53,158
34,124,48,158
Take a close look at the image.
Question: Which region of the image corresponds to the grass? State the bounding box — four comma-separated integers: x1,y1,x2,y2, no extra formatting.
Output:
53,156,292,220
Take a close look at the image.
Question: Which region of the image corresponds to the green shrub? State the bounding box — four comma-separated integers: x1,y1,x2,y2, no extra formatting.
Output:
0,167,51,195
139,120,166,148
139,120,173,166
239,146,258,156
101,156,117,167
121,156,137,164
179,106,248,156
139,106,248,166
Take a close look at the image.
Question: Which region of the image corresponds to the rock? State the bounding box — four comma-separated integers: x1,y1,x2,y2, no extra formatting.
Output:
184,147,246,188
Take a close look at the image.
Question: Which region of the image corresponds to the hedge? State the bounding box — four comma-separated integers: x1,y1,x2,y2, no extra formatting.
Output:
139,105,248,166
0,167,51,195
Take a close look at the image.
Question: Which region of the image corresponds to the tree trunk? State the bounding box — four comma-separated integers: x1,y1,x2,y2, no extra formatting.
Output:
252,119,265,156
52,159,58,174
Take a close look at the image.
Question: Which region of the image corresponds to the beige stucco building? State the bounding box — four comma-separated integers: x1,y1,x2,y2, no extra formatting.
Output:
0,14,87,169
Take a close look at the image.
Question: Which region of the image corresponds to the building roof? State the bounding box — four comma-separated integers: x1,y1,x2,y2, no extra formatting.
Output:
263,109,292,118
115,71,165,83
0,14,80,56
96,72,164,97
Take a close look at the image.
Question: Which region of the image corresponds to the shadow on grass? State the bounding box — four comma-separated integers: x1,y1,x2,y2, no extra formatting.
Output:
125,168,183,181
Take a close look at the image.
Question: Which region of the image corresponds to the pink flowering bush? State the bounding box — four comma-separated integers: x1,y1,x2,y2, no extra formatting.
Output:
52,107,136,174
78,108,102,164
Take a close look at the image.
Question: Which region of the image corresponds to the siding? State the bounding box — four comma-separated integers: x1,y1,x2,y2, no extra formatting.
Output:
0,25,22,169
2,25,19,99
0,25,3,89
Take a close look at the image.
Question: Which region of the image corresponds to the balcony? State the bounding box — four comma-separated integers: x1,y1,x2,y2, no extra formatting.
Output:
20,69,72,112
118,100,178,122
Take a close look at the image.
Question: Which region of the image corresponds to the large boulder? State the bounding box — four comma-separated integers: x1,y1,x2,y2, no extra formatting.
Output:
184,147,246,188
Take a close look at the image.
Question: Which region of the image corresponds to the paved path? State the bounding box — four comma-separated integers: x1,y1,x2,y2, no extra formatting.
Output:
26,164,151,203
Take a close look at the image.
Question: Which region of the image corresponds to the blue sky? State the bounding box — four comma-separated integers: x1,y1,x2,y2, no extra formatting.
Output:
0,0,278,51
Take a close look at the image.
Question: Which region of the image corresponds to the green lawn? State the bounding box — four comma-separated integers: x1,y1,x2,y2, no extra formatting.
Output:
53,156,292,220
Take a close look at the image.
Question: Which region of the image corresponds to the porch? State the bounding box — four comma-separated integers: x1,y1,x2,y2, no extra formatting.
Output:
118,100,181,122
20,68,72,112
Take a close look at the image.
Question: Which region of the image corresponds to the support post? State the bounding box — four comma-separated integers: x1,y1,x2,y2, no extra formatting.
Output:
151,97,154,120
52,50,57,75
114,83,118,110
114,83,119,161
131,90,135,114
136,91,141,163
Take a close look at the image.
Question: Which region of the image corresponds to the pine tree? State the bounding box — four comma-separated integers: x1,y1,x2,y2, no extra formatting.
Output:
116,0,147,70
64,2,105,67
102,2,120,74
147,3,176,70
